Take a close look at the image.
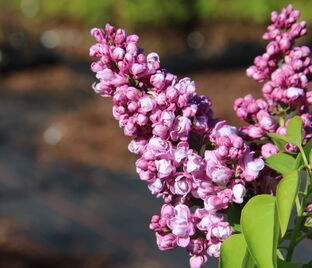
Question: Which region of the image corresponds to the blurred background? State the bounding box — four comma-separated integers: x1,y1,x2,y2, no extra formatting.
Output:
0,0,311,267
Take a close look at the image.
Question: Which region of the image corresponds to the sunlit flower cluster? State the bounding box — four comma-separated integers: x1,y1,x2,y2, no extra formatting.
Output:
90,23,264,267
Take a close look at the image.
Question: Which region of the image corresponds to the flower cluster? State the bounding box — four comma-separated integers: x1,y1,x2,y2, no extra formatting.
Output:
235,4,312,161
90,24,264,267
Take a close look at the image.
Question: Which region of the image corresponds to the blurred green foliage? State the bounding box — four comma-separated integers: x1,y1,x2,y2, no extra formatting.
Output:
2,0,312,27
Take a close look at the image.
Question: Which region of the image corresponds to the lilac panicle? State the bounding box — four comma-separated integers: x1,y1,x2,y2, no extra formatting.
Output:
234,4,312,195
90,23,264,266
235,4,311,145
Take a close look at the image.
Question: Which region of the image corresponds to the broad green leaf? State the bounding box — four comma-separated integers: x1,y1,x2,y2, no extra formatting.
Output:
267,133,290,151
241,195,279,268
286,116,302,147
219,234,247,268
277,259,301,268
242,249,257,268
276,170,299,237
309,149,312,166
265,153,296,174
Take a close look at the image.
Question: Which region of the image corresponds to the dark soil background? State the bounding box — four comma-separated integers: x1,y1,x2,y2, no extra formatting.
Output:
0,4,311,267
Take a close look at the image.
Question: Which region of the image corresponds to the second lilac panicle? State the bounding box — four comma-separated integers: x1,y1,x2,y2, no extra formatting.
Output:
90,24,264,267
234,4,312,194
236,5,312,141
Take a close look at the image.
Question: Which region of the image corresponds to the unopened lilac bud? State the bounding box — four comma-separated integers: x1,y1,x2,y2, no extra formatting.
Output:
236,108,248,120
256,98,268,110
127,101,138,112
112,47,125,60
267,41,280,55
136,54,145,64
148,178,163,194
126,87,139,100
247,102,259,114
126,34,139,43
152,123,168,138
207,243,221,258
139,97,154,113
132,63,146,77
136,113,148,126
306,203,312,214
285,87,304,100
239,150,265,181
114,28,126,44
156,92,167,106
135,158,148,169
262,82,273,94
166,86,179,101
151,72,166,89
189,255,207,268
215,146,229,159
232,184,246,204
306,91,312,104
256,110,276,132
248,125,265,139
277,126,287,135
261,143,279,158
105,24,115,34
147,52,160,72
279,37,291,52
90,28,105,42
139,170,155,182
285,143,299,152
91,62,104,74
156,233,178,251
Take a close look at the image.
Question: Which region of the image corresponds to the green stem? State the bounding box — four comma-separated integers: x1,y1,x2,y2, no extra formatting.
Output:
295,196,301,215
294,230,312,247
279,115,285,127
298,146,312,177
286,213,303,261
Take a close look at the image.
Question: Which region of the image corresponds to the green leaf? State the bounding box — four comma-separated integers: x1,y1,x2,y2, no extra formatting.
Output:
219,234,247,268
241,195,279,268
304,139,312,158
265,153,296,175
304,216,312,228
242,249,257,268
309,149,312,166
233,224,242,233
277,259,301,268
286,116,302,147
267,133,290,151
276,171,299,237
